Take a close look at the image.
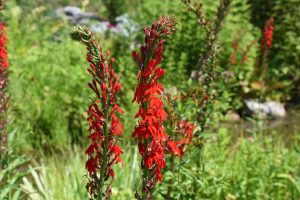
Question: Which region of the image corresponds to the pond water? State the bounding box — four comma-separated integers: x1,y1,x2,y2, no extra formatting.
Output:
221,108,300,142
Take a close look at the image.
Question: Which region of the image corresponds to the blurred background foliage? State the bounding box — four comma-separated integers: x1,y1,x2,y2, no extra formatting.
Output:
1,0,300,199
248,0,300,102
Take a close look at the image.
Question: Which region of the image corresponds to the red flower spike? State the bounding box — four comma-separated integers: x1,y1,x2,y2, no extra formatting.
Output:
131,16,175,198
0,23,8,70
70,25,124,199
0,22,9,146
261,18,274,50
0,23,8,147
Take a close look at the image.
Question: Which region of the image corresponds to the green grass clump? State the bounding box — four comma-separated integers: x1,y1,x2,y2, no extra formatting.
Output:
158,128,300,199
16,129,300,200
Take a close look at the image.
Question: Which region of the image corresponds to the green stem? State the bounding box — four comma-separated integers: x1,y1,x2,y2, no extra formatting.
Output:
99,102,109,200
141,139,151,200
166,156,175,200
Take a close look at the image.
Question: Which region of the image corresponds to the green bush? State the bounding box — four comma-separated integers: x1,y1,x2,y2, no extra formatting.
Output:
133,0,205,88
4,2,89,148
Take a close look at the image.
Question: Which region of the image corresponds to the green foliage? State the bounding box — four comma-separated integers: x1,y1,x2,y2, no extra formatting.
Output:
3,2,89,149
101,0,126,24
158,128,300,199
134,0,205,88
269,0,300,101
215,0,260,113
6,128,299,200
3,0,140,149
0,131,29,200
248,0,300,101
17,145,140,200
0,152,28,200
20,148,88,200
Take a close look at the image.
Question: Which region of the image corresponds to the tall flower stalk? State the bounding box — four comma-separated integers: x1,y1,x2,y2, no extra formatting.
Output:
0,22,8,162
132,16,175,200
178,0,231,196
261,18,274,50
182,0,231,136
70,26,124,200
260,18,274,82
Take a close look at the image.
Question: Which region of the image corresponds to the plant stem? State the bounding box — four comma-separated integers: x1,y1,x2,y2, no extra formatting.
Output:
141,167,150,199
166,156,175,200
141,138,151,200
99,102,109,200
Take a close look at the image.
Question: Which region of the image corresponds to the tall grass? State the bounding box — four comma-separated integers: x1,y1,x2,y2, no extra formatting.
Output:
16,128,300,200
21,147,88,200
157,128,300,199
20,145,140,200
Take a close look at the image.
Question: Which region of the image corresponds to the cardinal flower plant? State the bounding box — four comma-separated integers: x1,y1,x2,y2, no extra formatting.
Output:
131,16,184,199
71,26,124,200
0,22,8,160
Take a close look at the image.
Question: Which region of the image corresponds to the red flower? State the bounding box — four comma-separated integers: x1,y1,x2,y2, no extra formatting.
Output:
0,23,8,70
166,119,196,158
71,26,124,199
0,22,8,139
230,53,235,64
261,18,274,49
229,41,238,65
177,119,196,154
132,16,175,198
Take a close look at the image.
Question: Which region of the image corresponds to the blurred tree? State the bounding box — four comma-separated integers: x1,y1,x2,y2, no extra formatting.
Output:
247,0,273,29
102,0,125,25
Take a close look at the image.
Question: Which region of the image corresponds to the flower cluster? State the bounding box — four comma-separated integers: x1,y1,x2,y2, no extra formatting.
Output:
132,16,175,198
70,26,124,199
163,88,196,158
174,119,196,156
0,22,8,155
0,23,8,70
230,41,238,64
261,18,274,49
229,40,249,65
